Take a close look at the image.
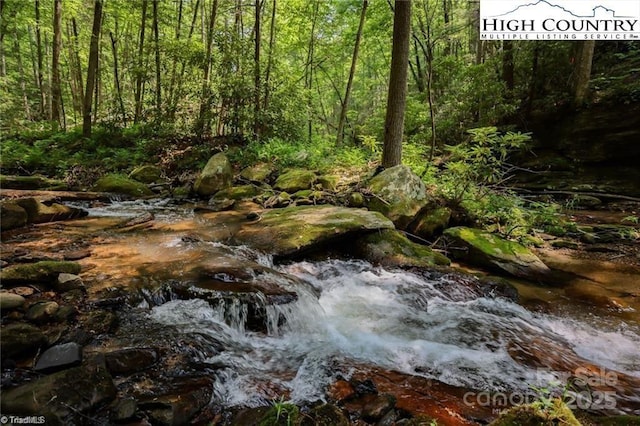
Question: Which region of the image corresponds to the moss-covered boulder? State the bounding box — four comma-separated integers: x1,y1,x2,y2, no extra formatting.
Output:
443,227,550,280
0,261,82,285
129,165,163,183
274,169,317,192
0,174,67,190
0,322,48,359
240,163,273,182
234,205,394,257
366,165,429,229
194,152,233,196
212,185,261,201
355,229,450,268
409,206,452,239
489,399,580,426
93,174,154,197
15,198,87,223
1,200,28,230
317,175,339,191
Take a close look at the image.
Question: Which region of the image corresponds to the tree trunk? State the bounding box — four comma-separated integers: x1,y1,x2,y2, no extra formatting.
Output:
167,0,183,119
51,0,62,129
196,0,219,135
305,0,320,144
35,0,46,119
253,0,261,140
174,0,200,118
262,0,276,111
134,0,148,124
110,30,127,126
0,0,6,77
71,18,84,114
502,40,514,92
572,40,595,107
382,0,411,169
14,31,32,120
83,0,103,137
336,0,367,146
152,0,161,118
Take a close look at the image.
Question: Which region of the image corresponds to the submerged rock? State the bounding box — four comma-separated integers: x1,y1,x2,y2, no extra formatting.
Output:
443,227,550,281
234,205,394,257
194,152,233,196
354,229,450,268
93,173,154,197
366,165,429,229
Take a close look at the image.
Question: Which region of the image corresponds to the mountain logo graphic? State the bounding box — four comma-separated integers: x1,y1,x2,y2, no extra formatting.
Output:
490,0,634,19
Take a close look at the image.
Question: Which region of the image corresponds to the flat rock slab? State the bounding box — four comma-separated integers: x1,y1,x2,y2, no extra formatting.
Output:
34,342,83,373
233,205,394,257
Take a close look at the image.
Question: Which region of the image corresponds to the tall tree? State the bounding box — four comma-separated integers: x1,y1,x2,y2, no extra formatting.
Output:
196,0,219,134
253,0,261,140
35,0,46,118
262,0,276,111
110,29,126,126
82,0,103,137
336,0,368,147
572,41,595,107
152,0,161,117
0,0,6,77
134,0,148,123
51,0,62,129
382,0,411,168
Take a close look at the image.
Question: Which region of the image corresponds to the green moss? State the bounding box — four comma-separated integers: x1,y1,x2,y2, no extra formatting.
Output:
317,175,339,191
213,185,261,200
0,261,82,284
129,165,162,183
356,229,450,268
93,174,153,197
490,399,580,426
293,189,313,199
0,174,67,190
274,169,317,192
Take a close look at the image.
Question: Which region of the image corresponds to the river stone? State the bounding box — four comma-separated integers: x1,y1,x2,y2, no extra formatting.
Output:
93,173,154,197
14,198,87,224
361,393,397,423
34,342,83,373
354,229,450,268
0,200,28,230
317,175,339,191
0,322,47,359
234,205,394,257
26,301,60,323
366,165,429,229
55,273,85,292
0,261,81,285
129,164,163,183
111,397,138,422
443,227,551,281
0,363,117,425
105,347,158,375
211,185,260,201
138,377,213,426
0,291,26,310
274,169,317,192
194,152,233,196
306,403,350,426
240,163,273,182
408,206,452,239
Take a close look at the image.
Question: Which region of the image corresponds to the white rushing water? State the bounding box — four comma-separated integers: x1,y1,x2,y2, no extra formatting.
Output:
149,258,640,408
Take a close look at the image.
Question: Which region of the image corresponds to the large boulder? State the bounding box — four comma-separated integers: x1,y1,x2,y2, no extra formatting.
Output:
93,174,153,197
408,206,452,239
443,227,550,280
0,261,82,285
194,152,233,196
14,197,87,223
366,165,429,229
0,200,28,230
240,163,273,182
354,229,450,268
234,205,394,257
0,322,48,359
129,165,163,183
274,169,317,192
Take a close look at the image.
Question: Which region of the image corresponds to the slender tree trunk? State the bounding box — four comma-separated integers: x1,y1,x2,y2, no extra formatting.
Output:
305,0,320,144
262,0,276,111
14,31,32,120
0,0,6,77
167,0,183,119
175,0,200,117
93,14,103,126
426,41,436,164
152,0,161,118
382,0,411,168
253,0,261,140
51,0,62,129
134,0,148,124
110,31,127,126
35,0,46,119
502,40,514,92
83,0,103,137
409,37,425,93
71,18,84,113
336,0,367,146
525,42,540,118
196,0,219,135
572,40,595,107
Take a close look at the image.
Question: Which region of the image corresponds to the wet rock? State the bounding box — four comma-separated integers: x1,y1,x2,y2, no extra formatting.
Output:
301,404,349,426
129,165,163,183
478,276,520,302
354,229,450,268
443,227,551,281
138,378,213,426
0,200,28,230
0,260,81,285
0,291,26,310
194,152,233,196
366,165,429,229
240,163,273,182
111,397,138,422
274,169,317,192
84,310,119,335
93,173,154,197
0,322,47,359
55,273,85,292
63,249,91,260
362,394,397,423
26,301,60,323
34,342,83,373
115,212,155,229
408,206,451,239
230,407,271,425
14,197,87,223
0,363,117,425
53,305,78,322
234,205,394,257
201,198,235,212
105,348,158,375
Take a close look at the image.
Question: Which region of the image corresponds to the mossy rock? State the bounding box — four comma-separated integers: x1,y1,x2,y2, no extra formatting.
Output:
274,169,317,192
293,189,313,199
129,165,162,183
234,205,394,257
0,261,82,285
355,229,450,268
348,192,365,207
444,227,550,281
15,198,87,223
0,174,67,190
0,322,47,359
489,399,580,426
240,163,274,182
409,206,452,239
1,200,28,230
212,185,261,201
317,175,339,191
93,174,153,197
194,152,233,196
